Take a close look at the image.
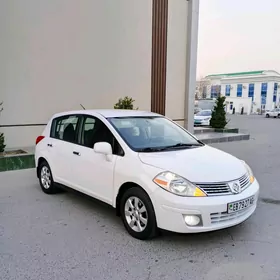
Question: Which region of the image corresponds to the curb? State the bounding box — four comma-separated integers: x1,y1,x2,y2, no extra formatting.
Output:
0,154,35,172
198,134,250,144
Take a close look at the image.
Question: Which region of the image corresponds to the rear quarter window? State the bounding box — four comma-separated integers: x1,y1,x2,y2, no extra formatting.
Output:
50,115,79,143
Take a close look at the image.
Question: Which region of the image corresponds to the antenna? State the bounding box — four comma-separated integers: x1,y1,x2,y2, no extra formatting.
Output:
80,104,86,110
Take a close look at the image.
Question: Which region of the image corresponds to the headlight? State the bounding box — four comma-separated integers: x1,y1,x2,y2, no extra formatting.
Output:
204,117,211,121
241,161,255,183
153,171,206,197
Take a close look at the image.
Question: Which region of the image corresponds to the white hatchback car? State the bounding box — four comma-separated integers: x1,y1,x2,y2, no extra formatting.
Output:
35,110,259,240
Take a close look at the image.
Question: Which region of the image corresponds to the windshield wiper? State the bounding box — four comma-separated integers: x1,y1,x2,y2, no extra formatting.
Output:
137,143,203,153
137,147,165,153
162,143,203,150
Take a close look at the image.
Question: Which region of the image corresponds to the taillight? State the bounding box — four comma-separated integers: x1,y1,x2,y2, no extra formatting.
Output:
36,136,45,145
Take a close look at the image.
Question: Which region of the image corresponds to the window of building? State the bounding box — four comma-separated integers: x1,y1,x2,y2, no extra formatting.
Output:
202,86,207,98
225,85,231,96
210,85,221,98
261,83,268,105
248,83,254,100
237,84,243,97
273,83,278,103
51,115,79,143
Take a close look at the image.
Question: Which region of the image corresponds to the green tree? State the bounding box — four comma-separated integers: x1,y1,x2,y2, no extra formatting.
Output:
210,96,228,129
0,102,5,153
114,96,138,110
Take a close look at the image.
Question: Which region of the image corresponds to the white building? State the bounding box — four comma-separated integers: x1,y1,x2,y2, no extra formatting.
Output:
0,0,199,149
203,70,280,114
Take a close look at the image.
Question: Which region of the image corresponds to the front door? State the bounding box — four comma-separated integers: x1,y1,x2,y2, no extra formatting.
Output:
70,116,118,205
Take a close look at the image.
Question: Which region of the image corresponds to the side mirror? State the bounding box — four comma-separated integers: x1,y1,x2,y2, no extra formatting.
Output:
94,142,113,161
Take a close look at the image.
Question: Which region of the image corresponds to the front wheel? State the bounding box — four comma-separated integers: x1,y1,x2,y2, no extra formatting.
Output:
120,187,158,240
266,114,270,118
278,114,280,118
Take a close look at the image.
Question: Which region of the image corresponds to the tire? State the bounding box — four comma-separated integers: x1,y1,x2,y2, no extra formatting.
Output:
278,114,280,118
38,160,58,194
120,187,158,240
266,114,269,118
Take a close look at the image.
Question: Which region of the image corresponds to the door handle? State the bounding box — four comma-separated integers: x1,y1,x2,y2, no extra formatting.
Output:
73,151,81,156
47,144,53,147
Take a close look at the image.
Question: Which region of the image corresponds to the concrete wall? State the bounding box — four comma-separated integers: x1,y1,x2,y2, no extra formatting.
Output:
1,0,194,149
165,0,188,121
0,0,153,148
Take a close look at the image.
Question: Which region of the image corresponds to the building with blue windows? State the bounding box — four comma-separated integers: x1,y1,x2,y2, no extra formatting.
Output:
204,70,280,114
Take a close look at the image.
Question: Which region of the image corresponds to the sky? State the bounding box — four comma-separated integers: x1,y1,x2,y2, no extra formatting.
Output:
197,0,280,78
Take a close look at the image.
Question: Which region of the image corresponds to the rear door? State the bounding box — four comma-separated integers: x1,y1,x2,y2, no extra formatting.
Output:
48,114,81,186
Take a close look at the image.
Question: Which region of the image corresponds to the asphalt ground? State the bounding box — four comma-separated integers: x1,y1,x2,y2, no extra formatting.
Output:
1,114,279,280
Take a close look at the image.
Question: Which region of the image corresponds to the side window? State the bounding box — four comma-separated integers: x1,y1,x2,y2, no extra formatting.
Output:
51,115,79,143
80,116,124,156
80,117,96,147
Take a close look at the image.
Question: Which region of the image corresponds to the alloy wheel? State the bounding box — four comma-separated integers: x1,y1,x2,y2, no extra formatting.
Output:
124,196,148,232
41,166,51,189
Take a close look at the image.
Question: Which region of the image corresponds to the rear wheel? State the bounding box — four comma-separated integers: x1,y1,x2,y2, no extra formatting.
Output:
39,161,58,194
266,114,270,118
278,114,280,118
120,187,158,240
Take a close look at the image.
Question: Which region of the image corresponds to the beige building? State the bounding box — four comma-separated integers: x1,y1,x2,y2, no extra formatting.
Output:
0,0,200,149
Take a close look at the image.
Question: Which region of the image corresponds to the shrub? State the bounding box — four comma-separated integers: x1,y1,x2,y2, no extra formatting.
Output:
0,133,5,153
114,96,138,110
210,96,228,129
0,102,5,153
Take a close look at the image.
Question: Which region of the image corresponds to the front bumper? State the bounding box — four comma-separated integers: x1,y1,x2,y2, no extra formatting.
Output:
151,179,259,233
194,119,210,126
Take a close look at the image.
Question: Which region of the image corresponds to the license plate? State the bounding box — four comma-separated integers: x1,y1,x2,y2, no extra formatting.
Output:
227,196,254,213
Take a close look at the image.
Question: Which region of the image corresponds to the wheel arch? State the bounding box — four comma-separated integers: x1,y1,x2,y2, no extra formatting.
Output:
115,182,152,216
36,157,48,178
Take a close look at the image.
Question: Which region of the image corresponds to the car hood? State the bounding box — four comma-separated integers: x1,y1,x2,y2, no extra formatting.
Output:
138,145,246,183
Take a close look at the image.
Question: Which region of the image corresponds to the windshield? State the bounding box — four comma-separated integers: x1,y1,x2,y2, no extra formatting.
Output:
196,110,212,116
108,116,202,152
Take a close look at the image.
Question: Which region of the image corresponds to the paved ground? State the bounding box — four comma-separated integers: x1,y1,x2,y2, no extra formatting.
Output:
1,115,280,280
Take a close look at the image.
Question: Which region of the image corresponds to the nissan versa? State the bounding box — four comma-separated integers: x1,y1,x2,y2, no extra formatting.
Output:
35,110,259,240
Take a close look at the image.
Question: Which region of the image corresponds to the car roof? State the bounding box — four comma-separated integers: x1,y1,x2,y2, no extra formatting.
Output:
51,109,162,119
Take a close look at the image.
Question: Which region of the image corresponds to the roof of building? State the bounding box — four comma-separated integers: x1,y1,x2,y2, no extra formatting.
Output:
206,70,266,78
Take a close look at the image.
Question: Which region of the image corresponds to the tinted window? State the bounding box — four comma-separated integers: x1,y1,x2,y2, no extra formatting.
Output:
51,115,79,143
79,116,124,156
80,117,96,147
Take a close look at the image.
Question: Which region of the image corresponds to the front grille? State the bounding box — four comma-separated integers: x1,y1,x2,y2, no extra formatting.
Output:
196,173,251,196
198,183,231,196
210,207,252,224
239,173,250,190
